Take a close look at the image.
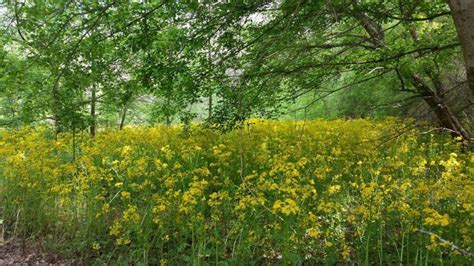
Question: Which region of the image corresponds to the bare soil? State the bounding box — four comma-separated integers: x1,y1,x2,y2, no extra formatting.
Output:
0,239,70,265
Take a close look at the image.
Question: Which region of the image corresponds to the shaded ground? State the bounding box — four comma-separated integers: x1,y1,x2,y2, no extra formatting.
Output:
0,238,69,265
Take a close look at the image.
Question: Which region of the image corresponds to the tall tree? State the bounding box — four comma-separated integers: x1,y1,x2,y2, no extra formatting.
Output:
448,0,474,94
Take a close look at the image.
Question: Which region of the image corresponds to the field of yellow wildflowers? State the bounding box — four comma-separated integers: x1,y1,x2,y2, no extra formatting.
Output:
0,118,473,264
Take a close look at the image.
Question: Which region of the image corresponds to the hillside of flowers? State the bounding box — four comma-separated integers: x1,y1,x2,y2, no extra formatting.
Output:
0,118,472,264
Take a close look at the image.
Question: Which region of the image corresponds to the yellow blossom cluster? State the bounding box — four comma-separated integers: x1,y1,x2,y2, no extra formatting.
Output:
0,119,472,264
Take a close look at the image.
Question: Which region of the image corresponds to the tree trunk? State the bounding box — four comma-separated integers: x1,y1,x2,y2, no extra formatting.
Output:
208,94,213,119
165,97,171,125
448,0,474,95
90,85,96,138
351,0,385,47
411,74,471,140
52,85,61,138
119,105,127,130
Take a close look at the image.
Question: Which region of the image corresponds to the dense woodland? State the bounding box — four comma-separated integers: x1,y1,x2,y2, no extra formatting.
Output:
0,0,473,264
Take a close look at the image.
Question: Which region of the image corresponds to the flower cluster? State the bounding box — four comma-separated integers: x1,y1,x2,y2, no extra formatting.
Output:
0,119,472,264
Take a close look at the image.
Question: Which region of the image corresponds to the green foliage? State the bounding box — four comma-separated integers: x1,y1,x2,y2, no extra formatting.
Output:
0,49,51,127
286,72,410,120
2,0,472,132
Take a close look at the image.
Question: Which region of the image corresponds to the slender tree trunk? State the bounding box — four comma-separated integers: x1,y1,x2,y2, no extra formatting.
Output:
208,94,213,119
90,85,96,138
207,3,213,121
448,0,474,95
119,104,127,130
165,97,171,126
52,85,61,138
7,97,17,127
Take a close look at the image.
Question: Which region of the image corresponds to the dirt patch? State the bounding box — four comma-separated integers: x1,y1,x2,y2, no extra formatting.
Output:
0,239,70,265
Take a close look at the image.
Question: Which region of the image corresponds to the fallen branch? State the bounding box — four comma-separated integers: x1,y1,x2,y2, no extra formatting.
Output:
417,228,474,259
